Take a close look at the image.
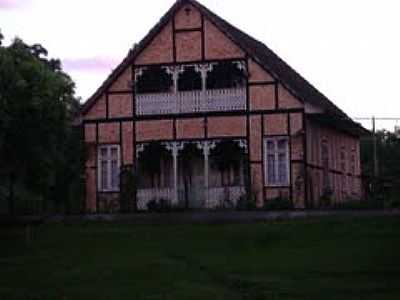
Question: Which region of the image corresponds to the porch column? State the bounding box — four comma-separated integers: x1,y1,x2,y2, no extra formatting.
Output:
234,139,249,189
197,141,217,207
164,142,185,205
166,66,184,113
165,66,184,93
195,64,213,111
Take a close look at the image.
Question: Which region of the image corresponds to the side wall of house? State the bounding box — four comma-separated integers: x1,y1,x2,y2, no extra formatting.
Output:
306,119,362,207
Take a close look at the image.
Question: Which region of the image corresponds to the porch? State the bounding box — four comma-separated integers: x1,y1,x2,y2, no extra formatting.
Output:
136,139,248,210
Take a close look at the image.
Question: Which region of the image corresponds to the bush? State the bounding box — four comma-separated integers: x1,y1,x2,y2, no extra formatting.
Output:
319,188,334,208
236,194,257,211
384,189,400,209
119,166,136,213
335,197,382,210
147,198,172,213
264,196,292,211
386,197,400,209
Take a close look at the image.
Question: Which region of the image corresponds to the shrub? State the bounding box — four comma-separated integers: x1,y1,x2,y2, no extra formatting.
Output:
264,196,292,211
236,194,257,211
386,197,400,209
146,198,172,213
119,165,136,213
335,197,382,210
319,188,334,208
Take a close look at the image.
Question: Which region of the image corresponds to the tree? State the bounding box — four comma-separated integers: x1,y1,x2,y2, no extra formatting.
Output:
0,33,84,215
361,130,400,205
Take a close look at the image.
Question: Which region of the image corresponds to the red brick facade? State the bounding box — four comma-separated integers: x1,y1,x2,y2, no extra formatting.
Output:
81,1,363,212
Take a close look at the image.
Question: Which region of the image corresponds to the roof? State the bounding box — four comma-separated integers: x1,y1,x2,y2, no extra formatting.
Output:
81,0,366,135
307,113,370,137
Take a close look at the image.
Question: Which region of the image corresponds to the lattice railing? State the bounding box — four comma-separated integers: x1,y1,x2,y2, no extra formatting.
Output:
136,188,173,211
207,186,246,209
136,88,246,115
136,186,245,210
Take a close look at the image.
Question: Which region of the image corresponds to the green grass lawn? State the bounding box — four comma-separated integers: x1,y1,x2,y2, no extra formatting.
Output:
0,216,399,300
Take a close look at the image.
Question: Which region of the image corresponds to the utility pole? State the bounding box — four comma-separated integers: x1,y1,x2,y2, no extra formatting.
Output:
372,116,378,179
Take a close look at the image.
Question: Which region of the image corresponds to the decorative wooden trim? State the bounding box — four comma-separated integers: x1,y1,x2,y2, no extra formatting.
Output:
288,113,293,204
98,191,120,195
131,65,137,210
105,92,109,119
119,121,123,164
173,118,177,140
175,27,202,33
172,16,177,62
292,159,306,164
201,14,205,61
263,134,289,138
136,136,246,145
245,56,251,198
134,57,245,68
95,123,99,213
107,90,133,95
204,116,208,139
96,141,121,146
265,185,291,189
302,111,308,206
261,114,266,202
82,108,305,124
250,160,263,164
131,65,136,119
305,162,351,176
248,81,276,86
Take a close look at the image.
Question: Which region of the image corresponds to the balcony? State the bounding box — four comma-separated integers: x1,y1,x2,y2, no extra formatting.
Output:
136,88,246,116
134,61,247,116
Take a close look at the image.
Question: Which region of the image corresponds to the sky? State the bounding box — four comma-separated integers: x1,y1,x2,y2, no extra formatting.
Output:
1,0,400,130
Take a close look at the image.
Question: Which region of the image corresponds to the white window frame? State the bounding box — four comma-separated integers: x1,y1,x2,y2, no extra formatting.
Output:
98,144,121,192
264,137,290,186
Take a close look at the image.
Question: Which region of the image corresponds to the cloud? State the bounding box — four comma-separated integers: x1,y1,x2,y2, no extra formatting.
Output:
0,0,29,9
62,57,119,73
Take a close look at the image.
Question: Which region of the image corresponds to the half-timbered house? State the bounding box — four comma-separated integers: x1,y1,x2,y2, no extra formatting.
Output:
81,0,367,212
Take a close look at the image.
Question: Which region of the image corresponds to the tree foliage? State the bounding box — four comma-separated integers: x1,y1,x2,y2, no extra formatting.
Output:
361,130,400,180
361,130,400,205
0,32,84,214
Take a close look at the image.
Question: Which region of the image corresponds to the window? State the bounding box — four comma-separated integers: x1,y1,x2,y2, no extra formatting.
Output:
264,137,289,186
98,145,120,192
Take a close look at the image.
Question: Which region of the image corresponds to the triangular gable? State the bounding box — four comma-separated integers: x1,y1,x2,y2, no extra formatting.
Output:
82,0,360,131
136,21,174,65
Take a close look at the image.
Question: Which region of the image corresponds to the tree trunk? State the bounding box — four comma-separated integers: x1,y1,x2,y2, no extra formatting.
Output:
8,173,15,216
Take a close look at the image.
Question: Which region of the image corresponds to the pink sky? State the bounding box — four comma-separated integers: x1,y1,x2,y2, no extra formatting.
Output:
1,0,400,130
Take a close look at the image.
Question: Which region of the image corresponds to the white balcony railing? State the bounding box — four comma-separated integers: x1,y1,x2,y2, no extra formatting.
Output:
136,88,246,115
207,186,245,209
137,188,174,211
136,186,245,210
